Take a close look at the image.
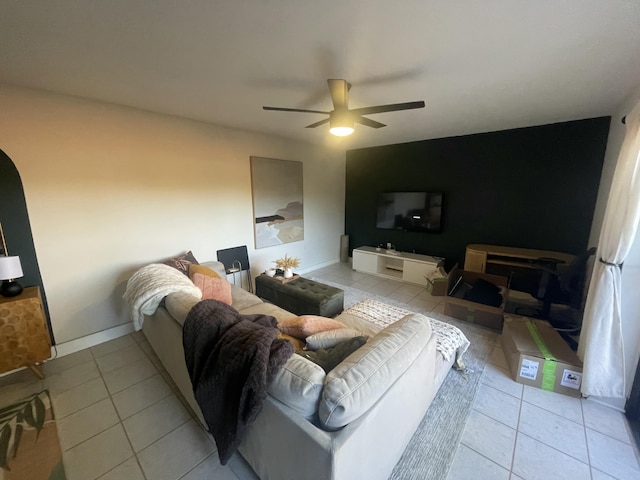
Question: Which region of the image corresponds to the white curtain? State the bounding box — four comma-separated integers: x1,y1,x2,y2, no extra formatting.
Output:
578,101,640,398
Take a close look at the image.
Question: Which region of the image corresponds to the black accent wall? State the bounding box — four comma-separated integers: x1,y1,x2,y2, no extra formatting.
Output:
0,149,54,343
345,117,610,268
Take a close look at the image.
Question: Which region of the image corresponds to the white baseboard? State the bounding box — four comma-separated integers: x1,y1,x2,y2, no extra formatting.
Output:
51,322,135,359
297,258,342,275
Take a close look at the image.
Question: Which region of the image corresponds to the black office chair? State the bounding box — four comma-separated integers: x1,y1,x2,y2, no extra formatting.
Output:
532,247,596,316
517,247,596,348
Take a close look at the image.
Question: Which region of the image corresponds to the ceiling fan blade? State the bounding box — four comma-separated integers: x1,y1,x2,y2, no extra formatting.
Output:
350,101,425,116
355,116,386,129
327,79,349,110
305,118,330,128
263,106,329,114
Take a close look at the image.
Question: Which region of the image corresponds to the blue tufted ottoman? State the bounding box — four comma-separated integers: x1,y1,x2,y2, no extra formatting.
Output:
255,275,344,317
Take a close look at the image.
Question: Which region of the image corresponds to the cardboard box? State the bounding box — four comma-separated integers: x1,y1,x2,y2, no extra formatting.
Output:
426,264,454,296
501,314,583,397
444,266,509,331
426,277,448,296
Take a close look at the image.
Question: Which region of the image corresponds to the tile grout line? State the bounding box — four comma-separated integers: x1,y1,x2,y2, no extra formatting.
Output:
90,341,144,480
458,410,514,476
580,398,594,480
509,393,525,479
120,332,213,480
456,441,511,477
106,332,186,480
67,336,154,480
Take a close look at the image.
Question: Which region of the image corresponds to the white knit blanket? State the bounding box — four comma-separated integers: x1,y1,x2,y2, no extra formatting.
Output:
343,299,470,366
123,263,202,330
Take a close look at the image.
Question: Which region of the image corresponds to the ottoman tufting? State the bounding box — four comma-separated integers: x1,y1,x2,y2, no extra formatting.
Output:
255,275,344,317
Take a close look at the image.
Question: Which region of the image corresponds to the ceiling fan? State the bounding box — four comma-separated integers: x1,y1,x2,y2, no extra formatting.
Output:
263,79,425,136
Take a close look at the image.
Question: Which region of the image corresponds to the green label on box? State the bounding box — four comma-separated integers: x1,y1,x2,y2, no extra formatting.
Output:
466,307,475,323
526,321,557,391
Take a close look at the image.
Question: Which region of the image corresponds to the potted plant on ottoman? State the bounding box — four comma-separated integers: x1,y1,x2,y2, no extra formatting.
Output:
274,254,300,278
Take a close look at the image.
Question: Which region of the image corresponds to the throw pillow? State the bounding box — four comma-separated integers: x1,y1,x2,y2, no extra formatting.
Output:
305,329,368,350
296,336,368,373
189,263,221,280
163,251,199,276
191,272,232,305
278,315,346,340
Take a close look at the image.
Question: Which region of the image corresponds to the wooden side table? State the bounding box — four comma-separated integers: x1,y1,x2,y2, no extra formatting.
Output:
0,286,51,379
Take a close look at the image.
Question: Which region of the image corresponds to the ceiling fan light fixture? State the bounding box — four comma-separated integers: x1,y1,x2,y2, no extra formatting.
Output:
329,113,354,136
329,124,354,136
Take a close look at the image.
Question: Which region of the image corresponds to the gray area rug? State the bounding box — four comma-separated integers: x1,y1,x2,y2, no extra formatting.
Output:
307,276,498,480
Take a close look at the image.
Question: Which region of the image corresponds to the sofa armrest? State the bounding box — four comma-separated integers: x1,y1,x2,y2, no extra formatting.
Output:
164,292,201,326
319,313,433,430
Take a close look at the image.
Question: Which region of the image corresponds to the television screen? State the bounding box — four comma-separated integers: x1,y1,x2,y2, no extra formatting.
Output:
376,192,443,233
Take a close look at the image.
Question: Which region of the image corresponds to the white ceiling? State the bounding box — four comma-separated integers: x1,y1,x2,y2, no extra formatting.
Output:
2,1,639,150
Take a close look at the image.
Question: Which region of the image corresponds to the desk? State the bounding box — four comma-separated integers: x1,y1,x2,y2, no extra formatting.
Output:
464,244,574,274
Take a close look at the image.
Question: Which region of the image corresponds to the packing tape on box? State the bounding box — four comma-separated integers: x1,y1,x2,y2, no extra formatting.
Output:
526,320,557,391
466,307,475,323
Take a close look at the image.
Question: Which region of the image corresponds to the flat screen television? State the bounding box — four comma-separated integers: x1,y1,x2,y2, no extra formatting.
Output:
376,191,443,233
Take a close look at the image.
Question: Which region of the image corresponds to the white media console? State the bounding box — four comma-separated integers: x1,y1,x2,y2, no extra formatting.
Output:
351,246,443,286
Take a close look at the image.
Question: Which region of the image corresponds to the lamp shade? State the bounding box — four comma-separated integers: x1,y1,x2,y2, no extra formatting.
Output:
0,256,24,280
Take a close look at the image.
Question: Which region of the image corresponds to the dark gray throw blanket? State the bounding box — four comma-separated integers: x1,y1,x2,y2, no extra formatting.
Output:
182,299,294,464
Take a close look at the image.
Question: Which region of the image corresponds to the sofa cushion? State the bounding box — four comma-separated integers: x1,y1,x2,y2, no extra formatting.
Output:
267,354,326,417
230,287,265,311
191,273,232,305
305,328,369,350
278,315,345,339
318,313,433,430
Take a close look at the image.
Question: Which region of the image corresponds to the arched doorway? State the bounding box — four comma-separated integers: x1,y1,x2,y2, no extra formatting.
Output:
0,148,54,344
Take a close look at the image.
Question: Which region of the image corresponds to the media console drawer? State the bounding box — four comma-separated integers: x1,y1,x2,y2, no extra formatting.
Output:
352,246,443,286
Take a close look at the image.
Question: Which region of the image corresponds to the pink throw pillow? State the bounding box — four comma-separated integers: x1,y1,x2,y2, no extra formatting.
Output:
278,315,345,339
191,272,232,305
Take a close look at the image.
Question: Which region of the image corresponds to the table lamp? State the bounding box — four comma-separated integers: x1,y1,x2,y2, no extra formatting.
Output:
0,256,24,297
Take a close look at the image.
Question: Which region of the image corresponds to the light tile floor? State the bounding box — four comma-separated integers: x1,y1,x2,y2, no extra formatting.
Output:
0,262,638,479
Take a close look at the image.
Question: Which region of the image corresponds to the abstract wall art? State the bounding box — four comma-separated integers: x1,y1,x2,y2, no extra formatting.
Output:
250,157,304,249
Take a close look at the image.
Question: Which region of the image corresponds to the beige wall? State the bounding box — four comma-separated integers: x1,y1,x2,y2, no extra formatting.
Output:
0,85,345,345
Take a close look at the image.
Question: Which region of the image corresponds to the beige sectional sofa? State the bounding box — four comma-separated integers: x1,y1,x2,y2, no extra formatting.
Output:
139,261,457,480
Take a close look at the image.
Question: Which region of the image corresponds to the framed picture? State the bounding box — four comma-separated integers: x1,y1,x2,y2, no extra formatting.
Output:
0,221,6,256
250,157,304,249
